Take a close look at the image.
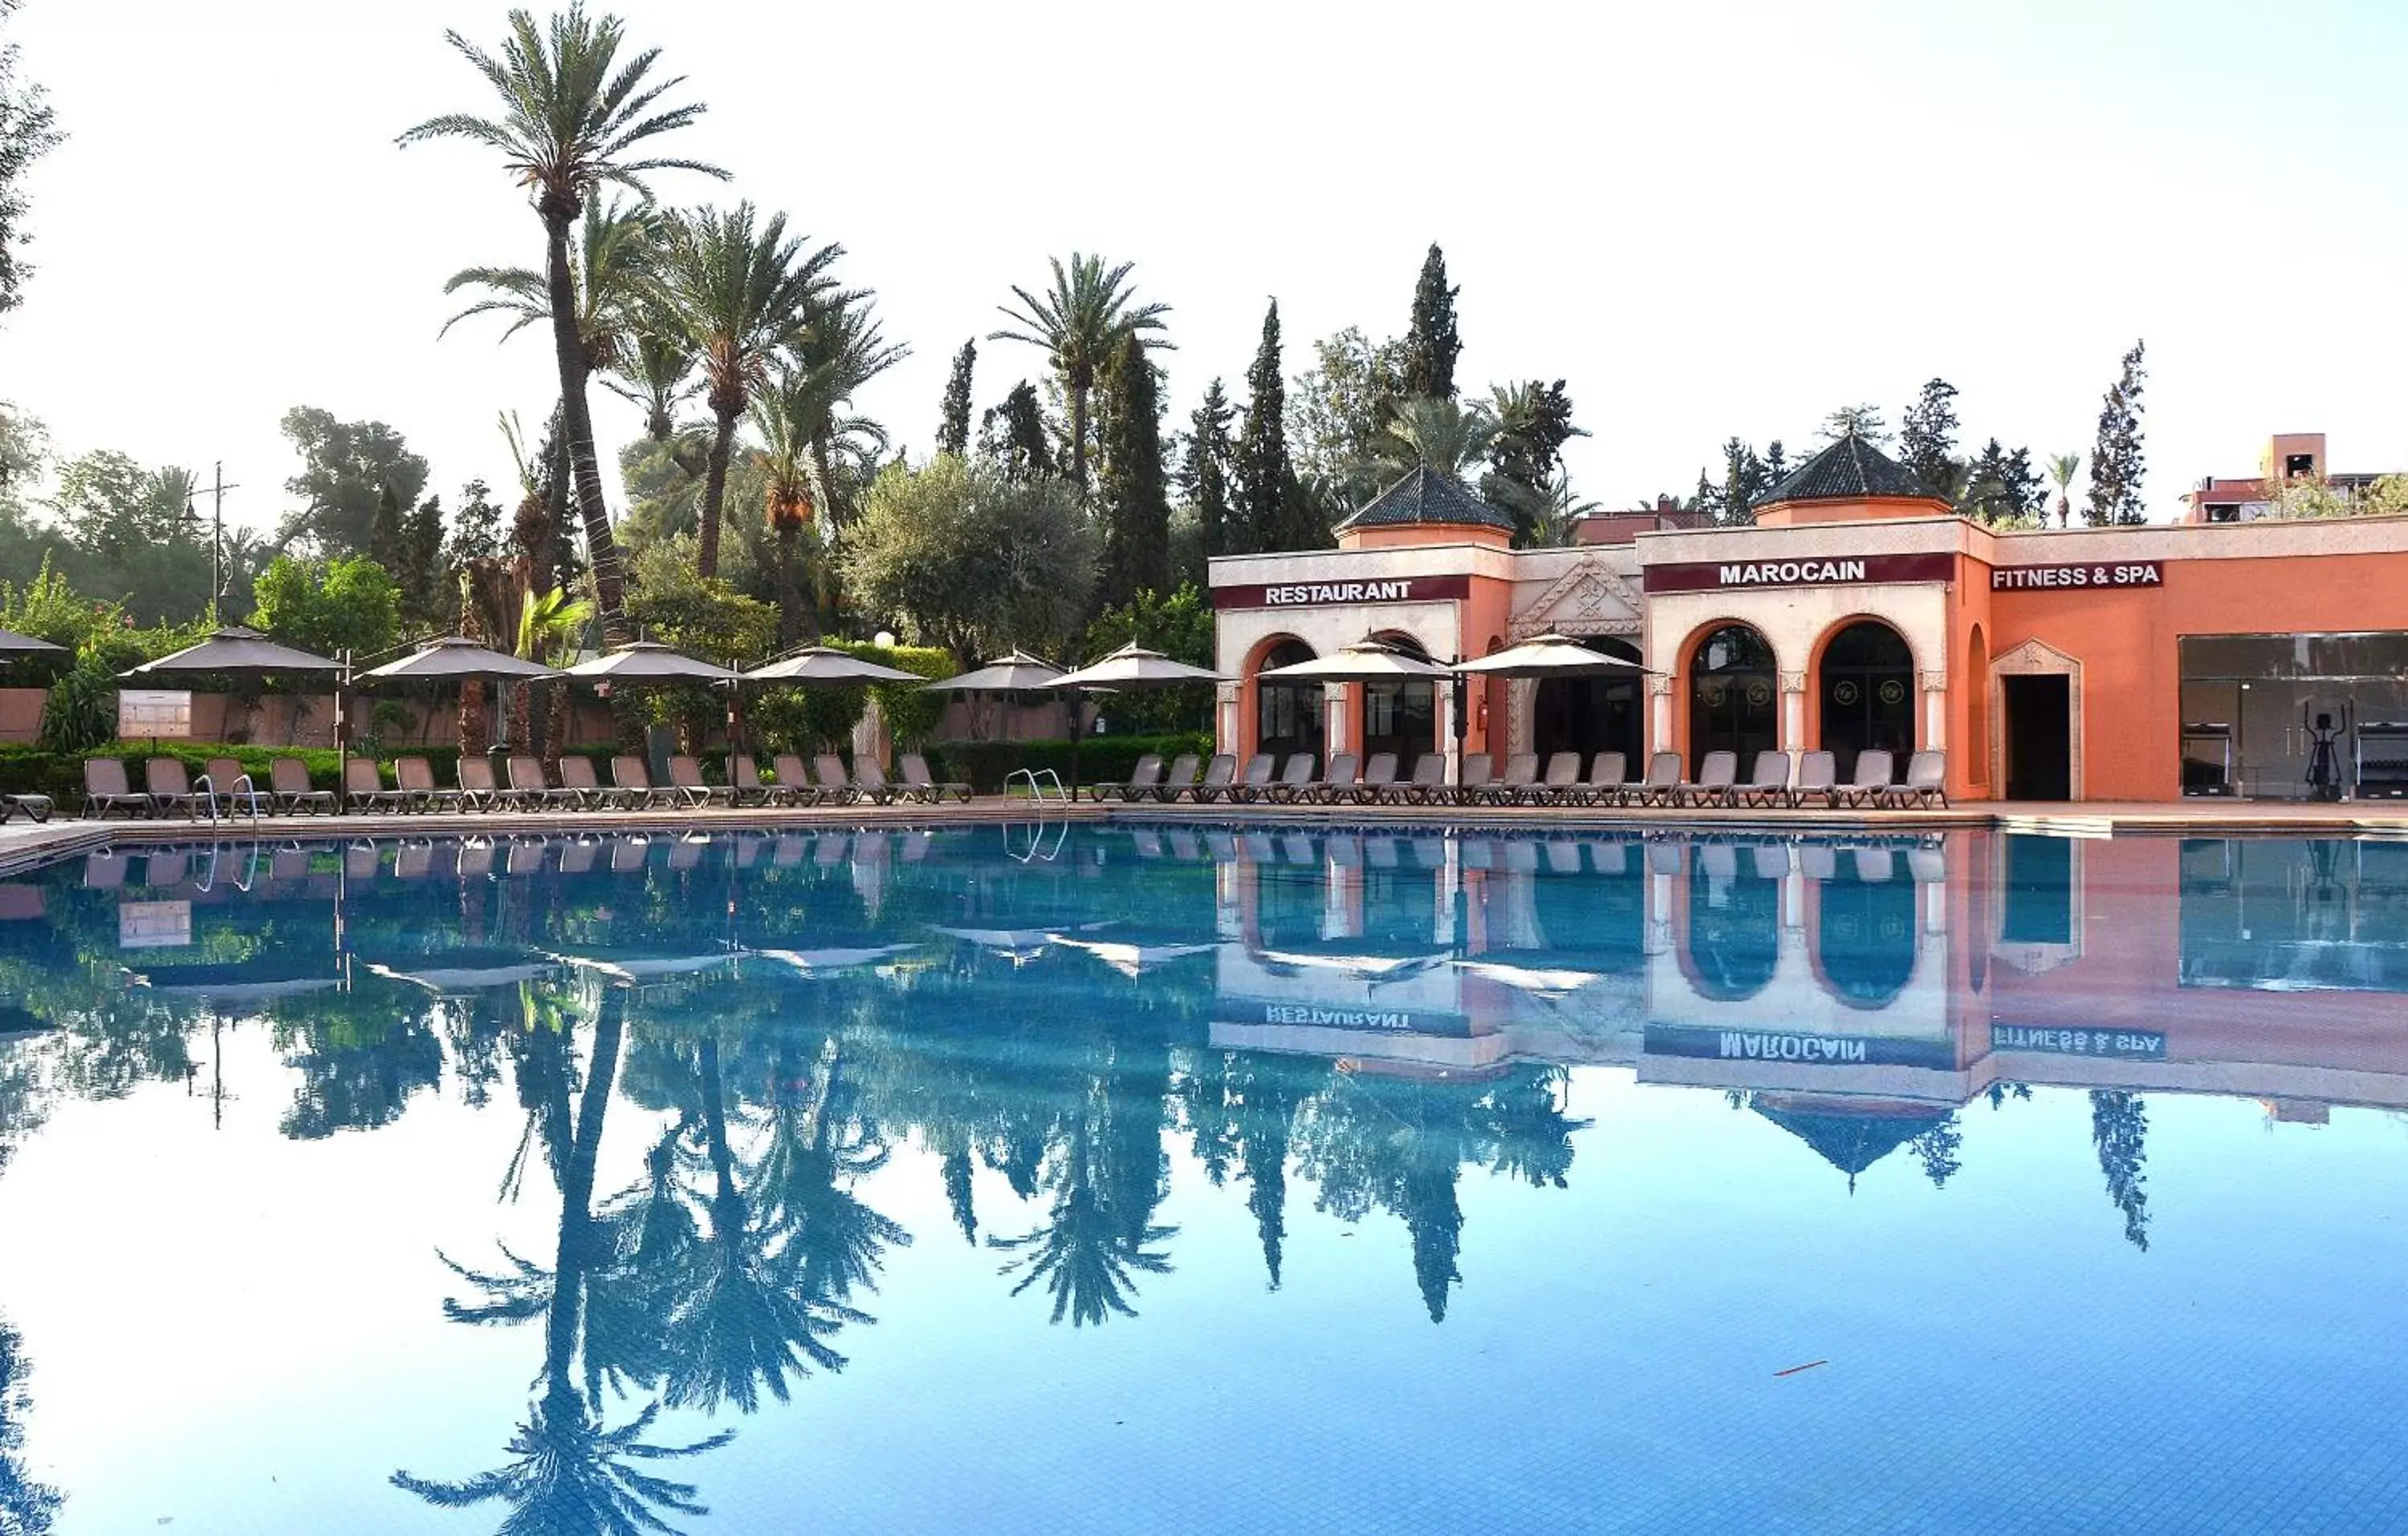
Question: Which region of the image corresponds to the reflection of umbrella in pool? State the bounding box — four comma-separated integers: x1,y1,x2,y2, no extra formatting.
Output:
124,957,345,1003
1452,958,1605,998
756,944,918,976
1047,932,1216,979
1252,948,1447,981
364,946,561,995
933,925,1055,963
547,947,750,985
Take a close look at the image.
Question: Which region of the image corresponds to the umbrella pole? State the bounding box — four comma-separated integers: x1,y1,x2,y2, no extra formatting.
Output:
1067,692,1083,803
336,648,351,814
1450,664,1467,789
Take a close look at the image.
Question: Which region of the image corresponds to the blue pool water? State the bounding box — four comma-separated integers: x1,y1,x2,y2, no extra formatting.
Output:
0,824,2404,1534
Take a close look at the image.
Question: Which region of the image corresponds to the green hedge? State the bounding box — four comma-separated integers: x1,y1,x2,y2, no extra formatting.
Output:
929,733,1214,794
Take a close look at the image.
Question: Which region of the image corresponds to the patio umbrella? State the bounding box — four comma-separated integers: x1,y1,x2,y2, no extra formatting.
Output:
0,628,63,656
1446,632,1653,786
742,645,923,684
561,640,741,684
121,624,343,677
1049,644,1229,800
1255,637,1452,683
358,636,562,682
917,649,1066,693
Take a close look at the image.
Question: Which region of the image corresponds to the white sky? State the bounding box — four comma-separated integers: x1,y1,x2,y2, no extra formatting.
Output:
4,0,2406,536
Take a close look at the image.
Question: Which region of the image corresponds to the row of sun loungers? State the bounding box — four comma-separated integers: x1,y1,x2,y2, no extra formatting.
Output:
1092,747,1948,809
79,751,973,819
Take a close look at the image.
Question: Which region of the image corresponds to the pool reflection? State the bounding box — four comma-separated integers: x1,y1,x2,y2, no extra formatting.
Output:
2,825,2406,1530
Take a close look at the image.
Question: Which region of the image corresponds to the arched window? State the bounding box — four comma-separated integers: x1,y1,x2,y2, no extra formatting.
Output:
1361,632,1437,768
1815,856,1918,1006
1967,624,1990,786
1255,640,1322,762
1534,636,1643,770
1685,844,1780,999
1819,621,1914,782
1689,624,1777,774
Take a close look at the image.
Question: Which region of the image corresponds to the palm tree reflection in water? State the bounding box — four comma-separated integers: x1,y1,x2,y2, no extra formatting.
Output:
0,1312,62,1536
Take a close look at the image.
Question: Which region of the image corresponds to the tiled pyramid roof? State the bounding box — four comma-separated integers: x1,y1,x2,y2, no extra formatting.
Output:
1336,465,1517,533
1756,431,1944,507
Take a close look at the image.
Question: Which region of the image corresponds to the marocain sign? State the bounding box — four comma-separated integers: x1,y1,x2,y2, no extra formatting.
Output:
1990,562,2165,592
1643,552,1956,592
1643,1023,1957,1070
1987,1023,2167,1060
1213,575,1470,610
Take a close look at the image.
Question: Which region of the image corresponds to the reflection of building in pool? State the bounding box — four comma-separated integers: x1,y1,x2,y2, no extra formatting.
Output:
1202,831,2408,1148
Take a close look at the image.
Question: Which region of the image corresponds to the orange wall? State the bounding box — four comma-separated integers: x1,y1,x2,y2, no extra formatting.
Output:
1757,497,1952,527
1987,550,2408,801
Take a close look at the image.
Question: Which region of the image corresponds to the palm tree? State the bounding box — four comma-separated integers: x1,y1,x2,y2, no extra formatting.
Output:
650,202,845,579
2046,451,2082,528
989,254,1172,496
1523,468,1600,549
519,585,596,667
1365,395,1501,483
398,3,728,640
607,316,697,442
787,295,908,534
441,196,662,372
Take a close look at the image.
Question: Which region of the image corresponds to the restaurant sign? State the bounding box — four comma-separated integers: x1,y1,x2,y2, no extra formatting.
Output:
1988,1023,2166,1060
1213,575,1470,610
1643,1023,1956,1069
1232,1000,1473,1037
1990,562,2164,591
1643,552,1955,593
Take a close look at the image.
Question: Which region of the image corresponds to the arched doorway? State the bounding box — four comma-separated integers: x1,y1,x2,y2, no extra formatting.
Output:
1689,624,1776,774
1534,636,1642,769
1820,620,1914,782
1684,847,1780,999
1361,631,1437,768
1814,861,1918,1007
1255,639,1323,762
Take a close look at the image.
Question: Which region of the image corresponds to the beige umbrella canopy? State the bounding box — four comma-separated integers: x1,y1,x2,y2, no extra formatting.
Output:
917,649,1067,693
358,636,562,681
743,645,923,685
1452,632,1653,677
1257,637,1452,682
1051,643,1226,689
561,640,741,684
0,628,65,656
122,624,342,677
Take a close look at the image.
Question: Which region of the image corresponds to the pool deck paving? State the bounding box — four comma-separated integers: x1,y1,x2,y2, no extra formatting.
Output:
2,793,2404,875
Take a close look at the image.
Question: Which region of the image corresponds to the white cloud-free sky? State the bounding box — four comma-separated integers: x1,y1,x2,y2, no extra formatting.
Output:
3,0,2404,537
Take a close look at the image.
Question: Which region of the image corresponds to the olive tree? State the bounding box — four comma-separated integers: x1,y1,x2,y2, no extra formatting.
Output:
840,455,1096,668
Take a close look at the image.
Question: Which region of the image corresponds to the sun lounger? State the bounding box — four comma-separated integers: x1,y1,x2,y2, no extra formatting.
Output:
1092,753,1163,803
1877,750,1950,809
726,754,779,808
1528,751,1582,806
1226,754,1279,803
1675,750,1739,807
812,754,860,806
552,755,608,810
669,754,729,807
1832,749,1896,809
393,756,452,812
144,758,209,819
1475,753,1538,807
1454,755,1495,806
455,756,504,812
82,759,150,819
1188,754,1241,803
1792,750,1840,809
901,752,970,803
1628,751,1683,807
1346,751,1398,805
1294,751,1357,804
608,755,665,809
262,758,332,815
1568,751,1630,807
1390,754,1447,804
1149,753,1200,803
202,757,266,819
772,754,822,808
1733,750,1794,808
0,790,51,823
346,758,415,812
609,836,648,872
498,756,571,811
852,759,901,805
1263,753,1320,803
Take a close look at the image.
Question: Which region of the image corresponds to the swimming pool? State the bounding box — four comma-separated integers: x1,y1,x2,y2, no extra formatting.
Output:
0,825,2402,1533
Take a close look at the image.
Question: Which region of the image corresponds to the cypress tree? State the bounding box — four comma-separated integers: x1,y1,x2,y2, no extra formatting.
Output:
1096,331,1171,607
2086,340,2148,526
1236,302,1315,551
1184,378,1237,559
936,339,976,458
1898,377,1960,496
1763,440,1789,487
369,485,405,572
1402,243,1461,400
978,381,1054,483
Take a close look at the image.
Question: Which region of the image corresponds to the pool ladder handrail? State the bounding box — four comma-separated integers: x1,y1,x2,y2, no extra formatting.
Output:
1005,766,1070,805
189,771,264,831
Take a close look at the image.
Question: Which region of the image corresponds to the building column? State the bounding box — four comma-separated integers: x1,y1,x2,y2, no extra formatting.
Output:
1216,684,1240,758
1922,670,1949,753
1780,670,1807,752
1649,674,1674,758
1324,683,1347,758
